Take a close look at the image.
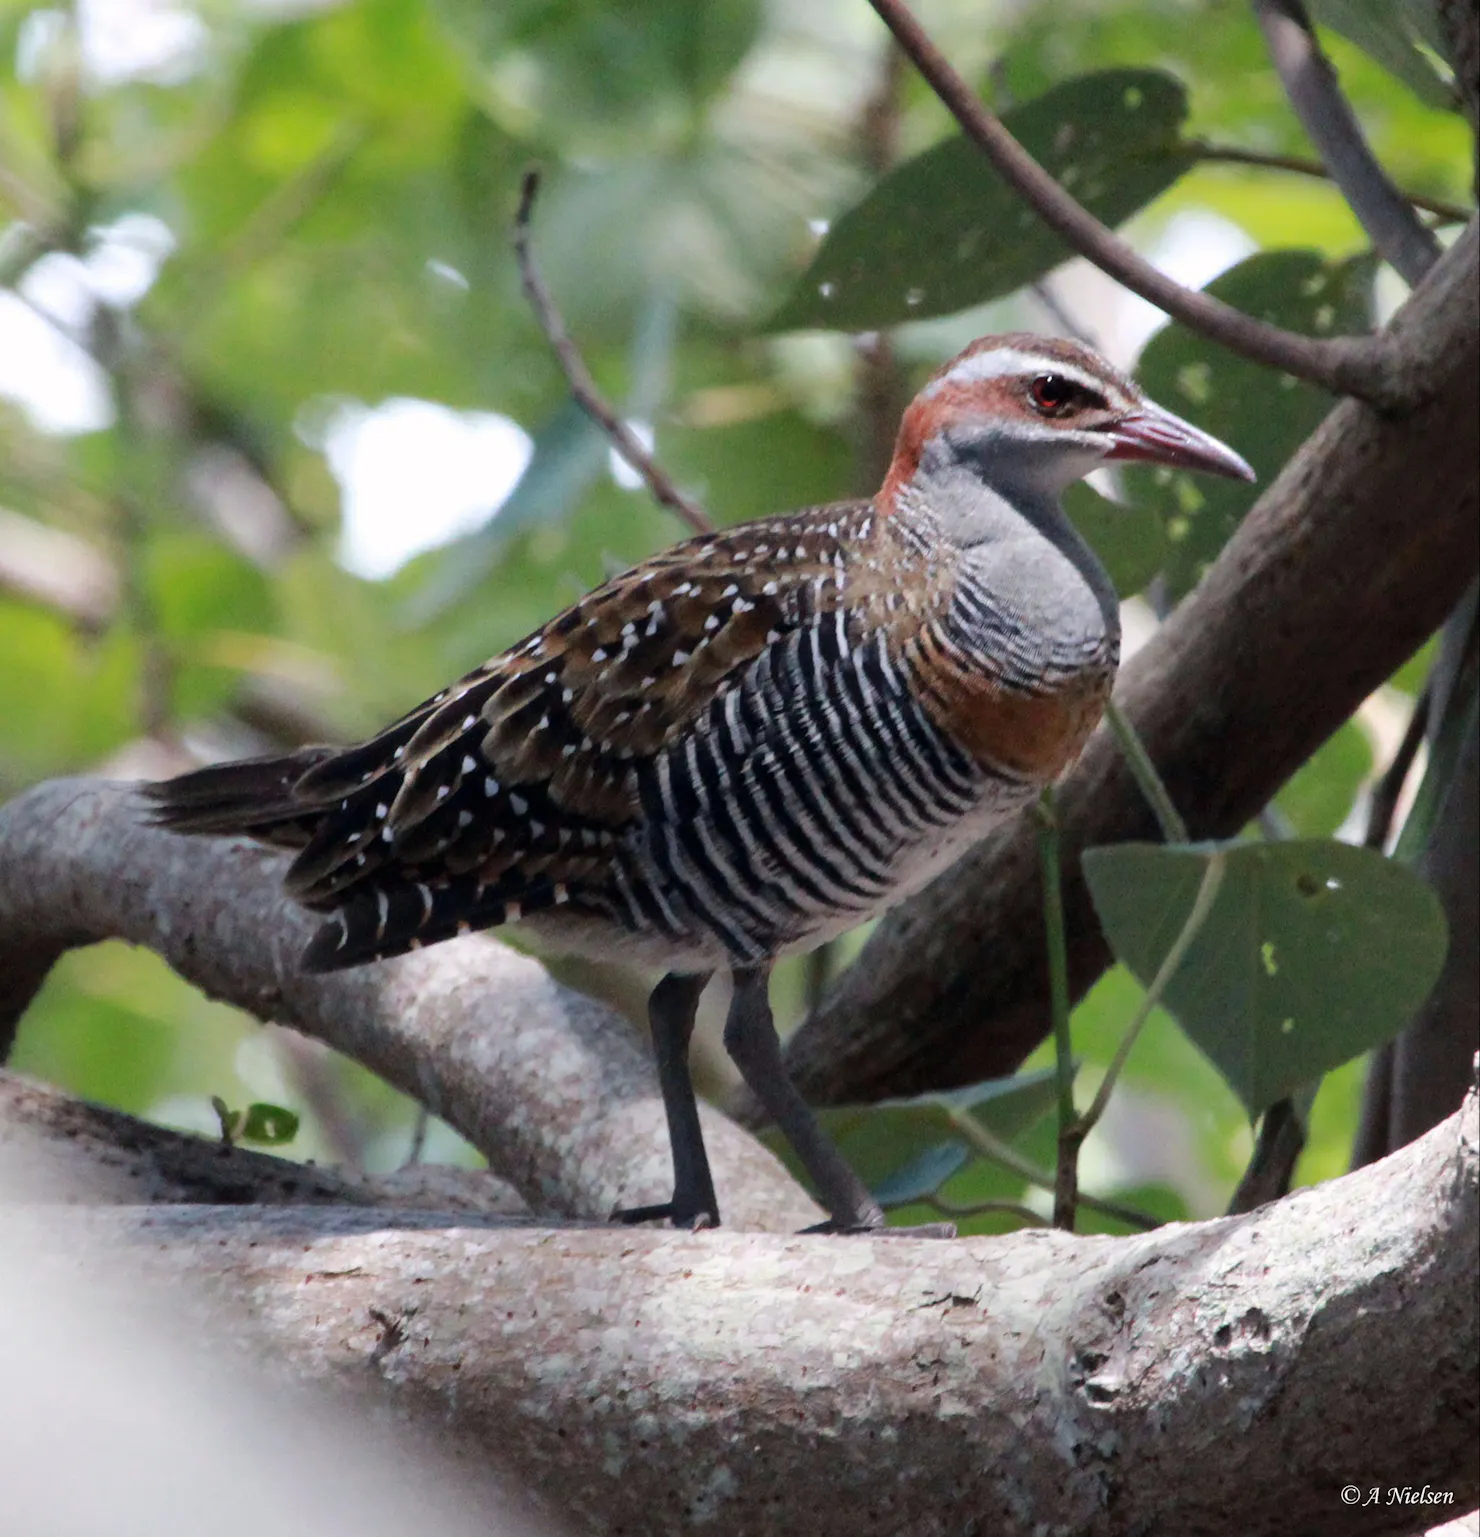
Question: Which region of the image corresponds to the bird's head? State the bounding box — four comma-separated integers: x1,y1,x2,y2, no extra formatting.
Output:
880,333,1254,520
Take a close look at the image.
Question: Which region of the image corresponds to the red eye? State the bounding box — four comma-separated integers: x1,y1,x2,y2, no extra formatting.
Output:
1030,374,1076,414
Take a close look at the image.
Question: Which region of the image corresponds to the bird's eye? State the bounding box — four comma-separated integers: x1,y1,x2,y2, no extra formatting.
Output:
1029,374,1078,415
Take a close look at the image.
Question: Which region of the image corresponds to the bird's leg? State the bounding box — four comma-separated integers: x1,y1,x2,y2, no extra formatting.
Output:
724,967,955,1237
613,971,719,1230
720,966,880,1233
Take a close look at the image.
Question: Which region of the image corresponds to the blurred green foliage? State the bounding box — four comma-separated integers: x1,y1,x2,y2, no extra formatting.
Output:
0,0,1469,1210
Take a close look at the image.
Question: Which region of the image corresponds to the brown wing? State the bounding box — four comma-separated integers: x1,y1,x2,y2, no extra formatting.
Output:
150,501,886,968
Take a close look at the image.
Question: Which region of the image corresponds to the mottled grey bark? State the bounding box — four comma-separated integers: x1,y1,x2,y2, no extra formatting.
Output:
21,1082,1477,1537
0,1068,526,1213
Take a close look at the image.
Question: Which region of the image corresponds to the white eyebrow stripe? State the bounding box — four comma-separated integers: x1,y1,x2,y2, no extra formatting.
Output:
921,349,1116,399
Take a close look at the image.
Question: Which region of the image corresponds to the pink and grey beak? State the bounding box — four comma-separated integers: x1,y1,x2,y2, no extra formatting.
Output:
1103,402,1256,482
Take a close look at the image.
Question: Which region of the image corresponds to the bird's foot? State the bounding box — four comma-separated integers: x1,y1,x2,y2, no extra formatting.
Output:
800,1218,957,1239
611,1201,717,1232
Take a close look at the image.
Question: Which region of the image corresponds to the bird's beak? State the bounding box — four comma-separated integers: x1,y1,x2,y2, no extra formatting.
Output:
1102,402,1256,482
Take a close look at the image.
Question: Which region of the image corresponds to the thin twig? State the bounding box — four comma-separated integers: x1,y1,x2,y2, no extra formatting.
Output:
404,1104,431,1167
917,1196,1047,1226
275,1029,367,1169
1105,700,1190,843
1364,686,1431,850
803,943,834,1014
1193,141,1472,224
1252,0,1442,287
1227,1096,1306,1213
864,0,1398,405
1030,279,1099,348
513,171,712,536
945,1109,1161,1231
852,47,910,497
1036,788,1079,1229
1077,852,1228,1140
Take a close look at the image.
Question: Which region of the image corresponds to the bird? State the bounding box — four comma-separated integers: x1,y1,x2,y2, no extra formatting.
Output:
145,333,1253,1236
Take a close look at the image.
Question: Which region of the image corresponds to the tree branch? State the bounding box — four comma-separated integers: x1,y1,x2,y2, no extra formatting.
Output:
514,170,713,535
1192,141,1472,225
0,1067,527,1213
27,1081,1478,1536
1253,0,1442,286
769,218,1478,1109
0,779,820,1233
864,0,1403,405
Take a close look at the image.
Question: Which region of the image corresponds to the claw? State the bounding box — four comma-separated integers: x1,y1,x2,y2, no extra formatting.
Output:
611,1202,719,1231
801,1219,957,1239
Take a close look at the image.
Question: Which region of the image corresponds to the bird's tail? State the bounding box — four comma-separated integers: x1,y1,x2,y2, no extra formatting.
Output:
141,747,339,851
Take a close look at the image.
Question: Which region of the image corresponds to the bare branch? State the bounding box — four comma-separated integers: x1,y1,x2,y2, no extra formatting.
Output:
864,0,1403,405
30,1083,1479,1536
1193,141,1473,224
513,170,713,535
1227,1097,1305,1213
1366,688,1431,851
0,1068,526,1213
1437,0,1479,127
0,779,820,1233
1253,0,1442,286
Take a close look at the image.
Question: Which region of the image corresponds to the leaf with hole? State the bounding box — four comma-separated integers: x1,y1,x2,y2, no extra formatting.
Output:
768,69,1197,332
1122,250,1375,601
1082,839,1448,1117
240,1102,301,1145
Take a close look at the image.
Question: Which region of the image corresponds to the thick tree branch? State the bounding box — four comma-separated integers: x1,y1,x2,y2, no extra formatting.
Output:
772,219,1478,1108
1253,0,1442,286
864,0,1403,405
0,1068,526,1213
0,779,820,1232
26,1082,1478,1536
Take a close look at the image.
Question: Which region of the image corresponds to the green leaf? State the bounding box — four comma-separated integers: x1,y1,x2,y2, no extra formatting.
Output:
1393,601,1479,863
1124,250,1375,601
240,1102,301,1145
434,0,762,141
871,1142,969,1206
1273,720,1374,839
1083,839,1448,1116
769,69,1196,332
1308,0,1456,111
144,531,278,720
1063,482,1168,597
0,604,140,783
762,1064,1063,1198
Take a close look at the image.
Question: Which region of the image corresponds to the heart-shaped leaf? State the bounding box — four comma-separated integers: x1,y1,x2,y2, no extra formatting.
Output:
1083,839,1448,1116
